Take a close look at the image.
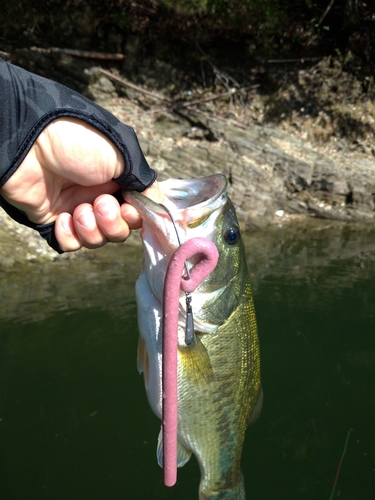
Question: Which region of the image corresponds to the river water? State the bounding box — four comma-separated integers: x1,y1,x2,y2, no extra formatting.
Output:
0,220,374,500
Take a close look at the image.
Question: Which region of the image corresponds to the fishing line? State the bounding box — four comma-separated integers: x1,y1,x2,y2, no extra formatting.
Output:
159,203,195,346
329,427,375,500
329,428,353,500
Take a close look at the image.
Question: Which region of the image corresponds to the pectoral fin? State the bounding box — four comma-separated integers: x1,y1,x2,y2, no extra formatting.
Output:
248,387,263,425
156,427,192,468
179,334,213,385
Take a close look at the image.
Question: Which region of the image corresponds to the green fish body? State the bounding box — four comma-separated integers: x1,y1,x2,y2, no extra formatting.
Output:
127,174,262,499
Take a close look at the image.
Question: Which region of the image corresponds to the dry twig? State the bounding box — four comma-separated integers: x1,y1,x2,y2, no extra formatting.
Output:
100,68,256,110
33,46,125,60
178,85,259,108
51,48,125,60
99,68,170,103
317,0,336,27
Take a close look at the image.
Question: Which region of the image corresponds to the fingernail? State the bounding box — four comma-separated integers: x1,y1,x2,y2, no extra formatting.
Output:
75,208,96,229
59,216,72,234
95,199,117,220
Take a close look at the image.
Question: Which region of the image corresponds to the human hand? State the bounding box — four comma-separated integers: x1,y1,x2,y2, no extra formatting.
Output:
0,117,163,251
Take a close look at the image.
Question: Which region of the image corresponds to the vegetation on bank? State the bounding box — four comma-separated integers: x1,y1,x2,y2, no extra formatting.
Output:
1,0,374,153
1,0,374,62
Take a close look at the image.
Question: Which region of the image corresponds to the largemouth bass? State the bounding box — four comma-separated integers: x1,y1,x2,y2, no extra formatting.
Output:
126,174,262,500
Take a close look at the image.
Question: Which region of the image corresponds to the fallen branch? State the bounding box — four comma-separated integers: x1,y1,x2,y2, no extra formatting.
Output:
195,41,241,91
266,57,321,64
317,0,336,27
177,85,260,108
306,0,336,47
33,46,125,60
99,68,170,103
101,66,247,125
50,48,125,60
100,68,258,112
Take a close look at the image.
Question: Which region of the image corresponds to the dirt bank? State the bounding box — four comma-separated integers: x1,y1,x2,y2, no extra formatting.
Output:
0,37,374,264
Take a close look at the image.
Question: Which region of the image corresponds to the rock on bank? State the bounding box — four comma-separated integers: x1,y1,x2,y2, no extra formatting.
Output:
0,49,374,265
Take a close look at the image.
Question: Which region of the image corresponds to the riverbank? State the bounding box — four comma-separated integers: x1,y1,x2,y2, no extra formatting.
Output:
0,39,374,265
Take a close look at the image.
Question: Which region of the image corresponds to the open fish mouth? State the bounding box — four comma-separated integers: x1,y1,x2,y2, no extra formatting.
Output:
123,174,227,227
157,174,227,210
124,174,228,302
124,174,228,258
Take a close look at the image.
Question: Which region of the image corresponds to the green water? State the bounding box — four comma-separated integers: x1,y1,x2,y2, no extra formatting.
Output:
0,221,374,499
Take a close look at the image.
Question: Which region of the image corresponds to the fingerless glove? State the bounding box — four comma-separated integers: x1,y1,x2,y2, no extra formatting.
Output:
0,57,156,252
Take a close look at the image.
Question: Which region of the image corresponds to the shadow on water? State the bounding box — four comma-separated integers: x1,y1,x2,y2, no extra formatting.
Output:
0,220,374,499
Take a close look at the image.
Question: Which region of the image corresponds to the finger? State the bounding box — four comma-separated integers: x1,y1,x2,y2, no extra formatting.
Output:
73,203,108,249
55,212,83,252
120,202,143,229
142,180,164,203
121,180,164,207
120,180,164,230
94,195,131,241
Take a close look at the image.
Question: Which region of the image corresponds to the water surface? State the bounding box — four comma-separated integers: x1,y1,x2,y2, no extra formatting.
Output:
0,220,374,499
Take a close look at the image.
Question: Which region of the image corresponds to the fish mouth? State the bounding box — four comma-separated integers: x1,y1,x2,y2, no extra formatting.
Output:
157,174,227,211
123,174,227,224
124,175,227,301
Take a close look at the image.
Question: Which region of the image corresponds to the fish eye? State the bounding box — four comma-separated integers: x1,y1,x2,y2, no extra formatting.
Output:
223,227,240,245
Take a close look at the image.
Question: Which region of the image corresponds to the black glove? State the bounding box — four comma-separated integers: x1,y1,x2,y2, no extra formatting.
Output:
0,57,156,253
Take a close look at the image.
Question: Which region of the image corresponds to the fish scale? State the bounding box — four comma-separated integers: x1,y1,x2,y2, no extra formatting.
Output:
125,174,262,500
179,299,260,499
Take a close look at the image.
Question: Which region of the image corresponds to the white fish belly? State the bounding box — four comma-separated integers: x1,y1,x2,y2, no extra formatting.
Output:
136,271,163,419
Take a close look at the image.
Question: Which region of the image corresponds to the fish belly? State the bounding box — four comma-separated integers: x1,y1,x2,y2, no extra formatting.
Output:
136,271,163,419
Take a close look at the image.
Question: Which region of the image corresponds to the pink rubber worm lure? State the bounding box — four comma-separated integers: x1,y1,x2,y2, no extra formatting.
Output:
162,237,219,487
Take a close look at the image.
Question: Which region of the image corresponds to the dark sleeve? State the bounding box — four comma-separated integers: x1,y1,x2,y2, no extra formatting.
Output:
0,57,156,253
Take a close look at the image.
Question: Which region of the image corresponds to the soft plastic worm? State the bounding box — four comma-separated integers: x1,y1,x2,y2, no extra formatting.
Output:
162,237,219,486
